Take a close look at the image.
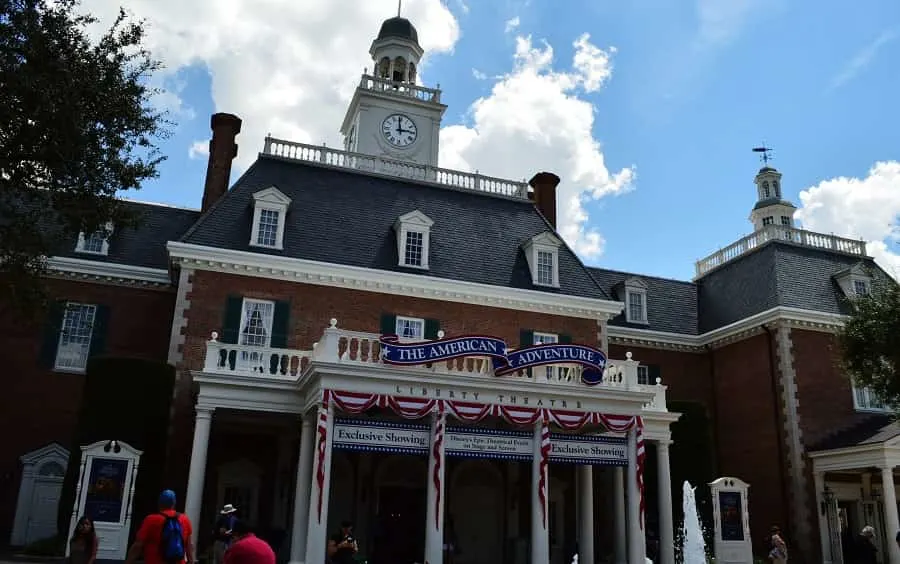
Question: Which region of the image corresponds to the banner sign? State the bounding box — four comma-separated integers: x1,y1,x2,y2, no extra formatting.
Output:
332,420,627,465
379,334,608,386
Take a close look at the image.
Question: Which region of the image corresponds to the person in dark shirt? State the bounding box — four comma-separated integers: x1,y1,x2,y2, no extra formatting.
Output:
327,521,358,564
213,504,238,564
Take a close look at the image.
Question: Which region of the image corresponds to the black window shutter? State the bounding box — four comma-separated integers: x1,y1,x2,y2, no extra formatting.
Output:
648,364,661,385
221,295,244,344
519,329,534,347
559,334,572,344
271,301,291,348
380,313,397,335
38,300,67,368
88,304,111,358
424,319,441,339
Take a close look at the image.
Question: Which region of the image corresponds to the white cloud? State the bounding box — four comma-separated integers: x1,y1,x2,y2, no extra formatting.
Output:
504,16,520,34
471,68,487,80
795,161,900,278
80,1,630,259
440,34,634,257
188,140,209,160
828,29,898,90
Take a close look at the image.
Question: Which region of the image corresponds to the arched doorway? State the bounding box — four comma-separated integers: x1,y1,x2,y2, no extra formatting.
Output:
450,459,504,564
10,443,69,546
373,455,427,564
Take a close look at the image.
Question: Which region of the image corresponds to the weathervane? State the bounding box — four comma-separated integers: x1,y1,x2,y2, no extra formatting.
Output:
752,144,774,165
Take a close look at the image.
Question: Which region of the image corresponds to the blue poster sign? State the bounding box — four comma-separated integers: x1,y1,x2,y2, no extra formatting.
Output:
719,491,744,541
83,458,128,523
379,334,607,386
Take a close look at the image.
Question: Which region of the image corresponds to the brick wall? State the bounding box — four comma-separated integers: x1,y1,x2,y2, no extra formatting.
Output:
164,269,601,497
607,345,714,406
712,333,790,557
0,278,175,545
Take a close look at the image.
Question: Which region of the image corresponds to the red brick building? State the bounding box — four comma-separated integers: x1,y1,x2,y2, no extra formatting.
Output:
2,15,897,564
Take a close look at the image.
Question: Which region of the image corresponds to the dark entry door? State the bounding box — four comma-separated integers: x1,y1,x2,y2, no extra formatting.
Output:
374,486,426,564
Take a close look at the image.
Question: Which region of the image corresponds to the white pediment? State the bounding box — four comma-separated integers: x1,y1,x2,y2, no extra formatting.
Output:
623,277,648,290
396,210,434,229
527,231,563,248
20,442,70,465
252,186,292,206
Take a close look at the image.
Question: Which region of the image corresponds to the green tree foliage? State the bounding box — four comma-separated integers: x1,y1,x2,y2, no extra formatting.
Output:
0,0,168,318
838,282,900,408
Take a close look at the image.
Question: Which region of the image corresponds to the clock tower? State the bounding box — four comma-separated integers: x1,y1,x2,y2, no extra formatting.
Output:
340,15,447,168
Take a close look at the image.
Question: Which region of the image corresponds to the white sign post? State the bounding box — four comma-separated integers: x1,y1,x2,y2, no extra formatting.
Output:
66,440,142,561
709,477,752,564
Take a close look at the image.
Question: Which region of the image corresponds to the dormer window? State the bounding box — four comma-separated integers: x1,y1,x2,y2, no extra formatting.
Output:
395,210,434,269
250,187,291,250
522,232,562,288
834,263,873,299
75,222,113,255
621,277,649,325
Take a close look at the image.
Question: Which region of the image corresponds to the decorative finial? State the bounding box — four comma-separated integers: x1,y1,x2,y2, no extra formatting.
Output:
397,0,402,17
329,318,338,328
437,330,445,339
752,144,774,165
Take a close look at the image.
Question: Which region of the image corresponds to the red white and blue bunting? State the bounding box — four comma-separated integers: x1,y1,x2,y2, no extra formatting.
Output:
314,389,645,529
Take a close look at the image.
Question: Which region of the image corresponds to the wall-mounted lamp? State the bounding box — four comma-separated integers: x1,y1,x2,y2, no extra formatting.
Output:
820,485,834,515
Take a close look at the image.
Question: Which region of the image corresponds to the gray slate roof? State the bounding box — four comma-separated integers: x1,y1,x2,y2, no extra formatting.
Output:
55,201,200,270
808,414,899,451
588,268,698,335
697,242,893,332
181,155,610,300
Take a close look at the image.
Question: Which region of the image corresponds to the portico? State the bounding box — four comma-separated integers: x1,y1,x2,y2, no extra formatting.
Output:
183,319,679,564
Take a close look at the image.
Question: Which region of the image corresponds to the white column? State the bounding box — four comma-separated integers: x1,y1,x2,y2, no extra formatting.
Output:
304,401,335,564
577,465,595,564
626,427,645,564
425,412,447,564
881,466,900,564
531,420,550,564
813,472,833,564
289,414,316,564
184,406,213,551
613,467,627,564
656,441,675,564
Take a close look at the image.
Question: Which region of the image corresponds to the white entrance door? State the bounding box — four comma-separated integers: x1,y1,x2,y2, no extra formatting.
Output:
10,444,69,547
27,469,65,544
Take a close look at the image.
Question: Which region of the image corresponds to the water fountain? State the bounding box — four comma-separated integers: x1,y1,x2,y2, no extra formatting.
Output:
681,481,707,564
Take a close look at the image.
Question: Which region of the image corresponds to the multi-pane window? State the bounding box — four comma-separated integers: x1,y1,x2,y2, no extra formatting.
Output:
853,279,870,296
534,332,558,379
403,231,424,267
536,250,554,285
780,216,791,226
396,316,424,340
762,216,774,226
239,299,275,347
853,386,890,412
637,365,650,385
81,232,106,253
627,291,646,323
762,181,771,199
55,303,97,371
256,209,280,247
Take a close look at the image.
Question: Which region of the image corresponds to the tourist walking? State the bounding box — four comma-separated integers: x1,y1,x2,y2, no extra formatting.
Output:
125,489,195,564
213,504,239,564
69,516,98,564
327,521,358,564
768,525,788,563
222,520,274,564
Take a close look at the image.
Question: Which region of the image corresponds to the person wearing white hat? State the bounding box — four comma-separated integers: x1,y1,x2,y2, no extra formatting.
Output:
212,504,238,564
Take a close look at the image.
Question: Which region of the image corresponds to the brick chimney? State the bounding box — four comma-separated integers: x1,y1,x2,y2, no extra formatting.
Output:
529,172,560,228
201,113,243,212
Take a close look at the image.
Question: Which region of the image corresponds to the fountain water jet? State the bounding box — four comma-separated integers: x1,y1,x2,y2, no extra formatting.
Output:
681,481,707,564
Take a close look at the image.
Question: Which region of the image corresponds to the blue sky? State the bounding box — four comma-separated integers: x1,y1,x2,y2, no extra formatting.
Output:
113,0,900,281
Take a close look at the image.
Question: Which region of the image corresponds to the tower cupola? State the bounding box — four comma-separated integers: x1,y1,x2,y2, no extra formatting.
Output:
748,148,797,231
370,16,423,84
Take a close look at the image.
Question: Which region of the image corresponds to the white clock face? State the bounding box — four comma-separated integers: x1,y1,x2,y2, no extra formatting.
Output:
381,114,418,147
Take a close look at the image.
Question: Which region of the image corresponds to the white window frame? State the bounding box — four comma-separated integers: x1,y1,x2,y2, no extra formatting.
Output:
834,266,872,299
238,298,276,348
637,365,650,385
852,278,870,296
523,232,562,288
395,315,425,342
54,302,97,373
533,332,559,379
622,277,649,325
75,222,114,256
762,216,774,226
394,210,434,270
249,187,291,250
852,384,891,413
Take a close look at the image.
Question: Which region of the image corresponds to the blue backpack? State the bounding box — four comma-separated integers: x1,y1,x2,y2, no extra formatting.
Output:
159,512,186,563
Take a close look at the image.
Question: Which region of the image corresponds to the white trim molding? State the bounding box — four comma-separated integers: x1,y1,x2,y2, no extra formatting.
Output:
46,256,172,287
621,278,649,325
394,210,434,270
166,241,625,320
522,231,561,288
75,221,114,256
249,187,291,250
608,306,848,351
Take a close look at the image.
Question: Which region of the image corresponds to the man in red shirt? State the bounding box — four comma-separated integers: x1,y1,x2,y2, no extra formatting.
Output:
223,520,275,564
125,490,195,564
